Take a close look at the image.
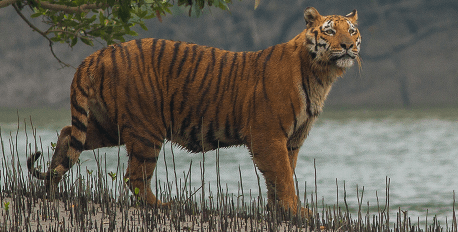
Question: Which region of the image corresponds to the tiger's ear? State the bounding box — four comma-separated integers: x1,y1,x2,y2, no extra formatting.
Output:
304,7,322,28
346,9,358,24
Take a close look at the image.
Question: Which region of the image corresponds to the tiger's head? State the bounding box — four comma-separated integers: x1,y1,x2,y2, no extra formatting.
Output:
303,7,361,69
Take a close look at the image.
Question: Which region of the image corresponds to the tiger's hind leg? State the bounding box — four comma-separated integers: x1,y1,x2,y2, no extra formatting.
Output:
84,113,121,150
41,114,120,189
42,125,73,189
124,135,165,207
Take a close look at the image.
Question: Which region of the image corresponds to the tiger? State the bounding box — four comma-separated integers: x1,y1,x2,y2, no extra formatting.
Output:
28,7,361,217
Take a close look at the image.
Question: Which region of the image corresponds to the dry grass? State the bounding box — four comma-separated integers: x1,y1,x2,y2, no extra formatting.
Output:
0,118,456,231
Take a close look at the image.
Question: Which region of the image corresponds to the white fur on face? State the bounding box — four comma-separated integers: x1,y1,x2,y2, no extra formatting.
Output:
321,20,335,34
347,19,361,53
306,16,360,69
346,20,357,35
336,57,354,68
355,35,361,53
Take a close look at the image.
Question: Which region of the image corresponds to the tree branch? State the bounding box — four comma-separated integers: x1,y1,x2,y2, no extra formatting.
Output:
46,29,89,39
38,1,107,14
12,3,75,68
13,3,47,38
0,0,107,11
0,0,18,8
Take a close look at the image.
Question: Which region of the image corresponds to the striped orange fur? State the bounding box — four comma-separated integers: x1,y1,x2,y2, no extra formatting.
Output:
28,7,361,217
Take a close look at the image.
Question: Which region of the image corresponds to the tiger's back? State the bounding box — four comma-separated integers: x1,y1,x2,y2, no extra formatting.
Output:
28,7,361,217
80,38,302,153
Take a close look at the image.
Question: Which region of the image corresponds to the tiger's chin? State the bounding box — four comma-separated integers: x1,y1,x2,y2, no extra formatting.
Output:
335,55,355,68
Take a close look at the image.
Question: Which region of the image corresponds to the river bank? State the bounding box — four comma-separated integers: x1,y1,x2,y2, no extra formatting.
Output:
1,108,458,231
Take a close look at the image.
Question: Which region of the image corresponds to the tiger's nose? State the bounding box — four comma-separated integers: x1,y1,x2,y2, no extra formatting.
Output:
340,42,354,50
339,35,354,50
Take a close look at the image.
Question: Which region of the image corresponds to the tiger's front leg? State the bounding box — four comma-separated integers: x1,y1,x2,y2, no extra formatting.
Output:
249,137,310,218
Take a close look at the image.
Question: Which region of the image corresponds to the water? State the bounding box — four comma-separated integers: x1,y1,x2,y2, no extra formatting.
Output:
1,107,458,224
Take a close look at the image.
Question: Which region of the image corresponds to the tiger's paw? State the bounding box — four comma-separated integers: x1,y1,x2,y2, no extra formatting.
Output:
267,201,312,220
144,197,173,209
300,207,313,220
159,201,173,208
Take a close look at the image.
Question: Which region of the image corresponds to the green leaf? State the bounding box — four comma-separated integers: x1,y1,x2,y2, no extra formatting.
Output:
71,37,78,47
90,29,102,37
3,202,10,212
217,0,229,11
137,9,147,19
98,11,106,24
134,187,140,195
163,6,172,14
139,22,148,31
18,0,236,64
128,30,138,36
108,171,117,180
80,37,93,46
50,37,62,42
31,12,43,18
117,0,131,23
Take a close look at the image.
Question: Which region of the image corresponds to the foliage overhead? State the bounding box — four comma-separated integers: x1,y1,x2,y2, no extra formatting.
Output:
0,0,253,67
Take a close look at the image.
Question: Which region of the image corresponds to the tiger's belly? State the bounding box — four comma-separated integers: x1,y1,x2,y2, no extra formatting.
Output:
169,126,243,153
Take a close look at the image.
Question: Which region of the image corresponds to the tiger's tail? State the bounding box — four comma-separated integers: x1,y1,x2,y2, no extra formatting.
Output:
27,152,49,180
27,64,91,188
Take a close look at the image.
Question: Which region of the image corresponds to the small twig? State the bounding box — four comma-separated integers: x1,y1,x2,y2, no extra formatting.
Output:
12,4,47,38
45,29,90,39
0,0,17,8
38,1,107,14
184,185,202,203
12,3,76,69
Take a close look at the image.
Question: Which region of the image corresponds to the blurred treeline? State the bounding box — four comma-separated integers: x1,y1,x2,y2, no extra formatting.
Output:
0,0,457,108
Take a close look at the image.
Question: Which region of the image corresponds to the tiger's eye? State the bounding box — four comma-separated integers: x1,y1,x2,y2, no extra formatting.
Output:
325,29,335,35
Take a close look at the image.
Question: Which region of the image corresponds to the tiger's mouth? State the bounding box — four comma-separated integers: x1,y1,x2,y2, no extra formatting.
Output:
333,53,356,68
